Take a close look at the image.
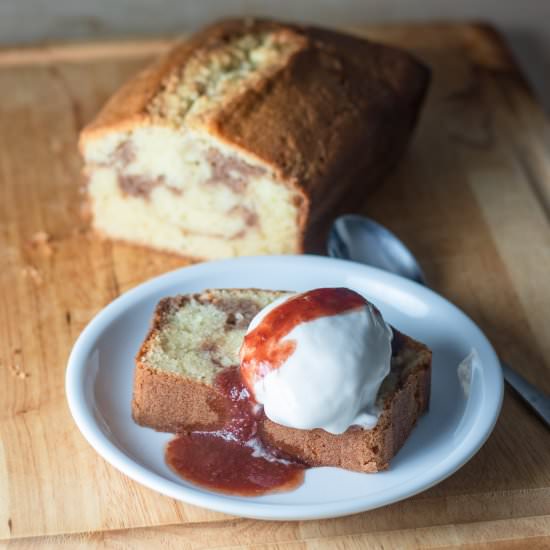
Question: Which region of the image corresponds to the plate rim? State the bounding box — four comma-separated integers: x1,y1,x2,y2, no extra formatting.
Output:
65,254,504,520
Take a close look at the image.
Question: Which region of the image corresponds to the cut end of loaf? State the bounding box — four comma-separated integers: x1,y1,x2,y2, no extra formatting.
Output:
82,127,305,259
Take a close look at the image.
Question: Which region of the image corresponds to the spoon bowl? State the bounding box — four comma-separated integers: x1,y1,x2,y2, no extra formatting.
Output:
328,215,426,285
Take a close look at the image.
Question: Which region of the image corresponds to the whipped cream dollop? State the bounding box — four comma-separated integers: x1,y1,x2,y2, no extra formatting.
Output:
239,288,393,435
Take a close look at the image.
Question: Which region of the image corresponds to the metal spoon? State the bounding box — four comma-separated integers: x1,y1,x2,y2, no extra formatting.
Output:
328,213,550,427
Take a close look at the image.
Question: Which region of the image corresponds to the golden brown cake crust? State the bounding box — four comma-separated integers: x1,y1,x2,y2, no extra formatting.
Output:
132,291,432,472
80,18,430,255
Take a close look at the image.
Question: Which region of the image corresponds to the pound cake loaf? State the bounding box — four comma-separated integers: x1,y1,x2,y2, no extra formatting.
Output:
132,289,431,472
80,18,430,260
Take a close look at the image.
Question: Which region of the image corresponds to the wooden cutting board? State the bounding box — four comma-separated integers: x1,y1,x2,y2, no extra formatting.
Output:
1,22,550,549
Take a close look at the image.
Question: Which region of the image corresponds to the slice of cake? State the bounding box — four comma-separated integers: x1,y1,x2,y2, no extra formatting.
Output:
79,19,430,260
132,289,431,472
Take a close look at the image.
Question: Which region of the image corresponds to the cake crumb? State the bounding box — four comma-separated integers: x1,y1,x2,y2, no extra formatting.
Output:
28,231,54,256
49,137,63,153
8,363,30,380
457,350,479,398
80,201,92,222
72,226,92,239
30,231,50,245
21,266,43,285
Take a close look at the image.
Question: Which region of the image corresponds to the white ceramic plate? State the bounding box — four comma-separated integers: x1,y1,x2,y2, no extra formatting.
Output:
66,255,503,520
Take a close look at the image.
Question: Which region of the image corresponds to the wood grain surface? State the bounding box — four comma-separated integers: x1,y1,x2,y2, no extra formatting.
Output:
1,22,549,549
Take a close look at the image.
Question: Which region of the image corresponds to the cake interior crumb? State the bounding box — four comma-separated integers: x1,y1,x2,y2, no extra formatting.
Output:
148,30,302,125
144,289,286,384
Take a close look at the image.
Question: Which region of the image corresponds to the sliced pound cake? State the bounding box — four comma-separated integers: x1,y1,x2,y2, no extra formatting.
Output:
133,289,431,472
80,19,430,259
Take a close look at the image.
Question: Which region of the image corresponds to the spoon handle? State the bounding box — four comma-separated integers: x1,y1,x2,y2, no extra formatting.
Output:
501,361,550,427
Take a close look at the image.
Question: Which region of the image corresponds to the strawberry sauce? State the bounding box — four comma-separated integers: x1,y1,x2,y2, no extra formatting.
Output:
165,289,376,496
165,367,306,496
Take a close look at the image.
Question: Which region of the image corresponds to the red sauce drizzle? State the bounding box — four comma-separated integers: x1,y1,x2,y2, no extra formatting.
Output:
240,288,366,390
165,367,306,496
